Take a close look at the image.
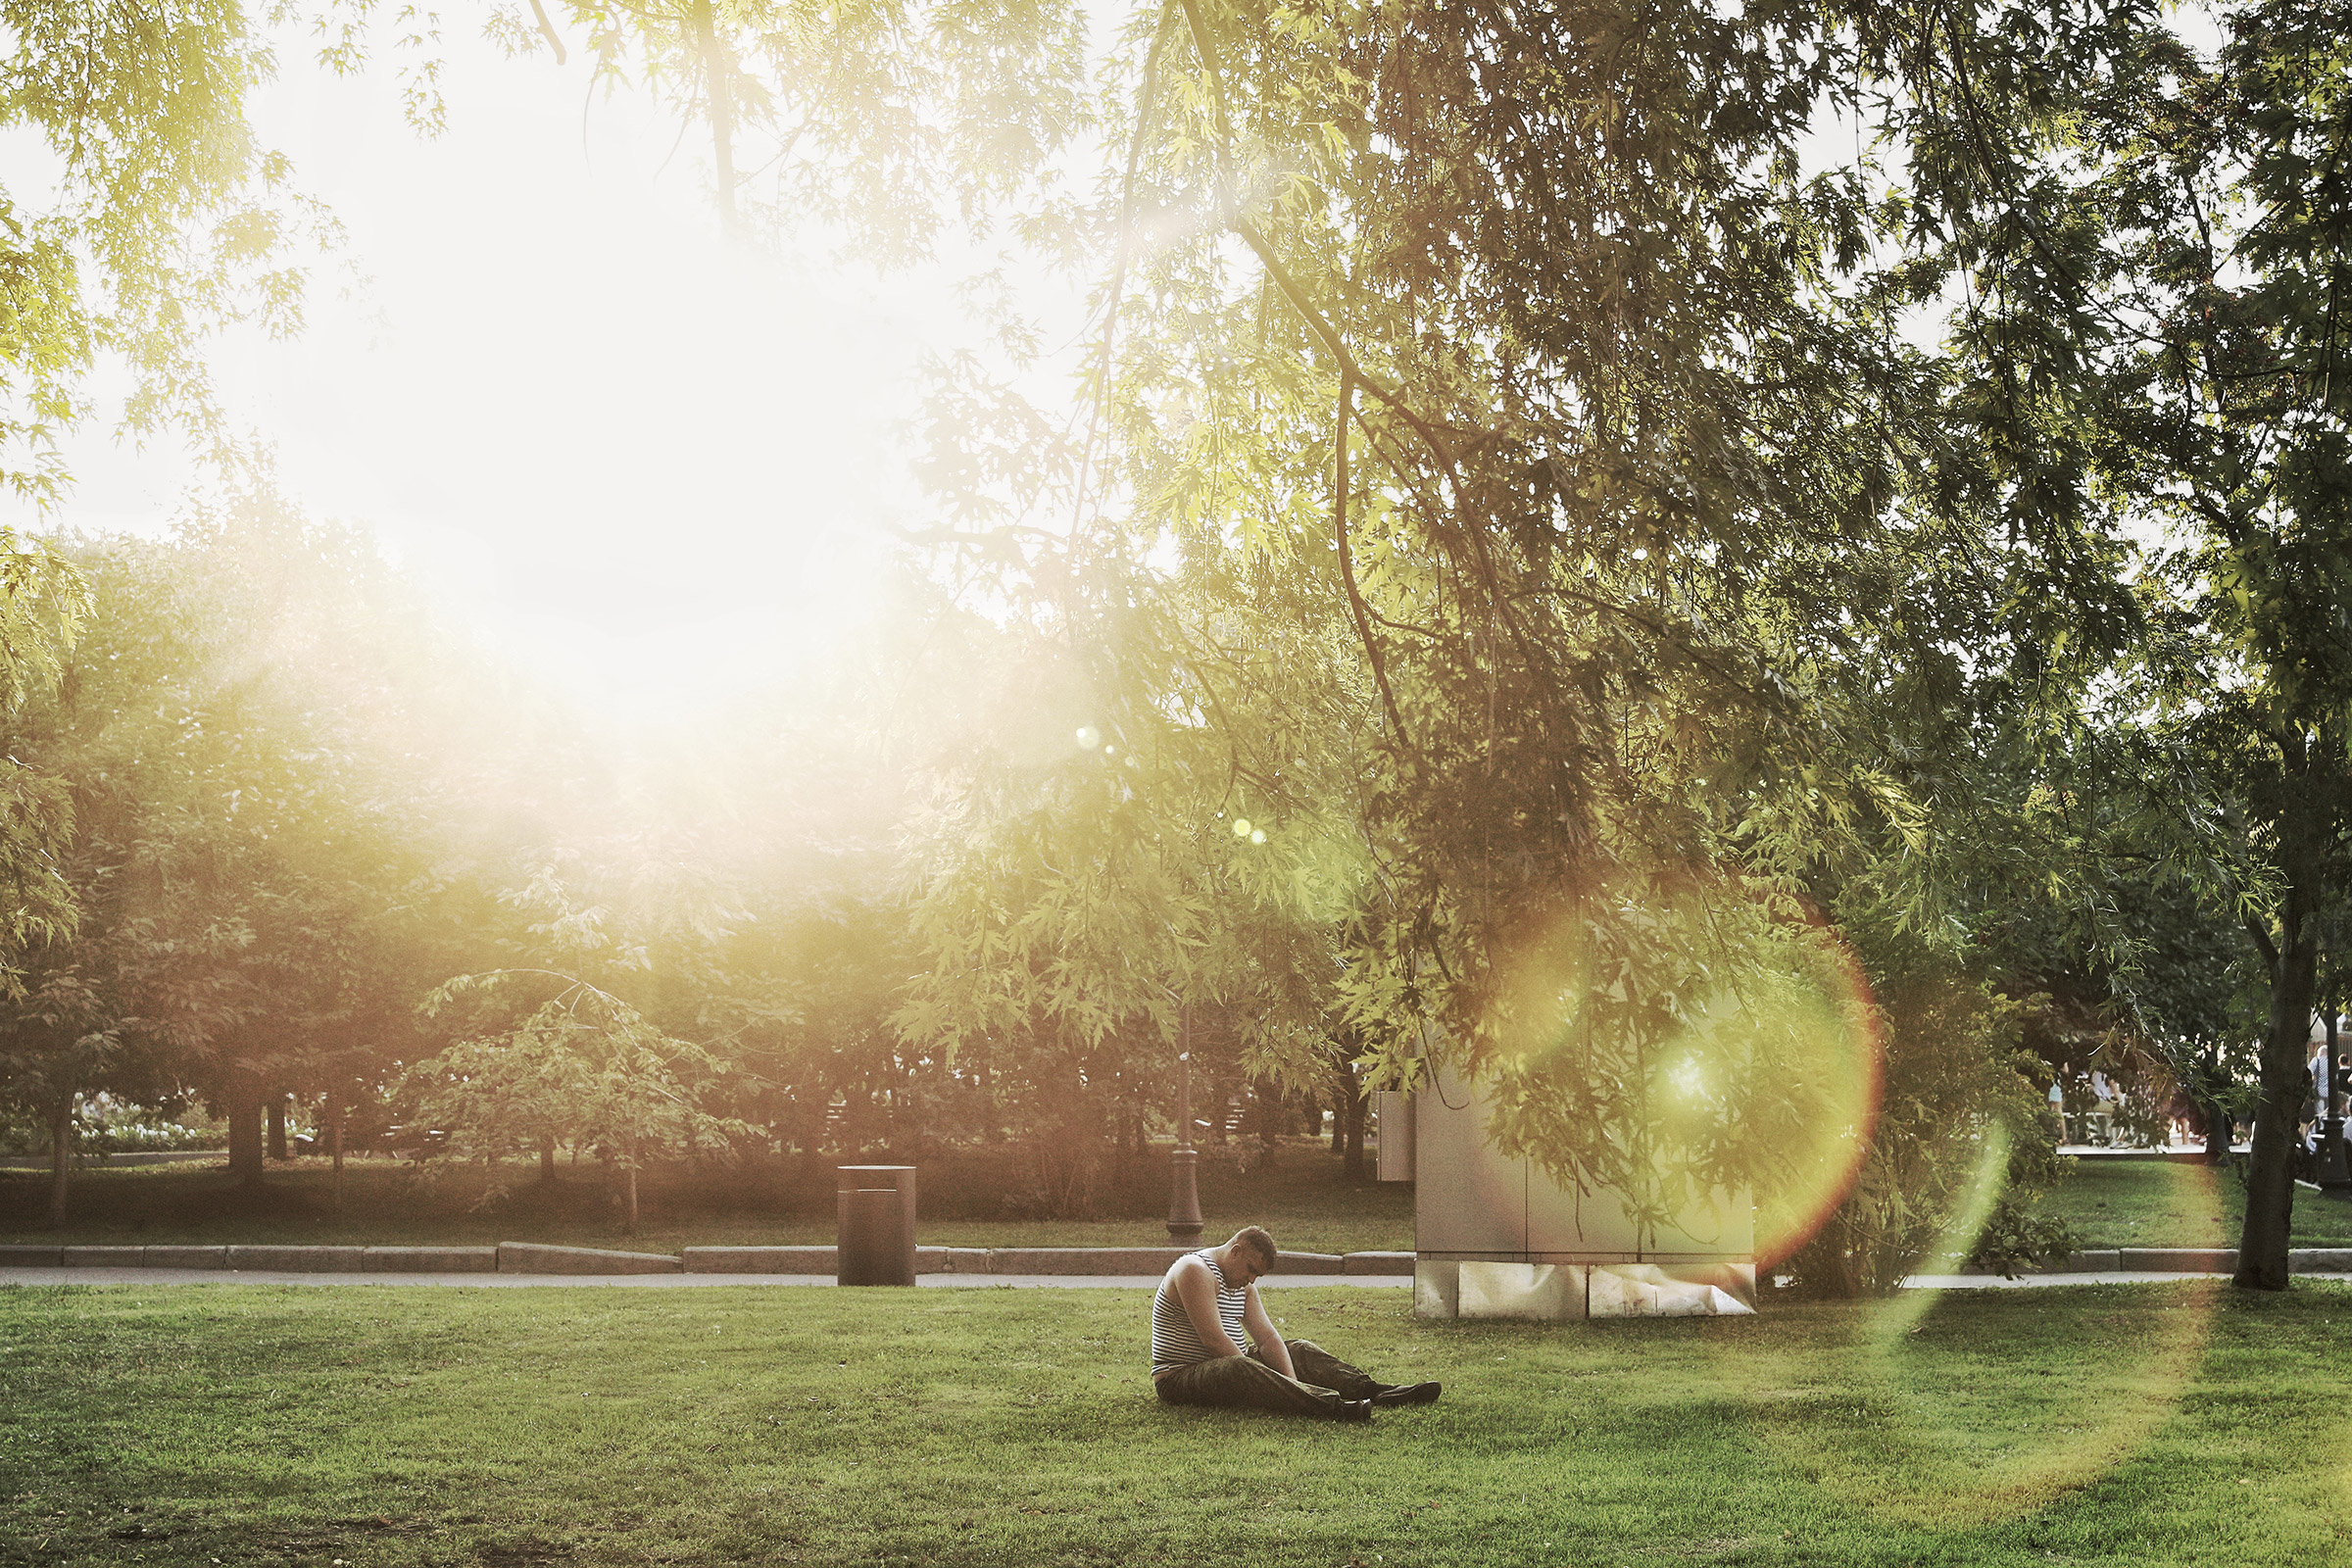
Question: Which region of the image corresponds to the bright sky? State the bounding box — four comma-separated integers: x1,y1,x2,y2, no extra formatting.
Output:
24,19,1001,726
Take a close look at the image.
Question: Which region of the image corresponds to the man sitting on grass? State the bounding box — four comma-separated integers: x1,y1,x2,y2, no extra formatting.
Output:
1151,1226,1442,1421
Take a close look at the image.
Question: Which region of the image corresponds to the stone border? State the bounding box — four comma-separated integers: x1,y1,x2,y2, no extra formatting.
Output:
0,1243,502,1273
1954,1248,2352,1276
12,1243,2336,1279
0,1242,1414,1276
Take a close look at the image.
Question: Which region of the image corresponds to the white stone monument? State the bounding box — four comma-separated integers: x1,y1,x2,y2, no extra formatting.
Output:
1382,1065,1757,1320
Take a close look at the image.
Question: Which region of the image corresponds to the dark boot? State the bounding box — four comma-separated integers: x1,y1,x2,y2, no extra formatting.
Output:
1335,1399,1374,1422
1372,1382,1443,1406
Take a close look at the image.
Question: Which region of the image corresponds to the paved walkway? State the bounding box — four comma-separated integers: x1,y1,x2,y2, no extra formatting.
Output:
6,1267,2346,1291
1906,1270,2344,1288
0,1268,1403,1290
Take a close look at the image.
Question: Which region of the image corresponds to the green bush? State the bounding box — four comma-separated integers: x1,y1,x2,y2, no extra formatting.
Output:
1776,920,2073,1296
0,1099,226,1157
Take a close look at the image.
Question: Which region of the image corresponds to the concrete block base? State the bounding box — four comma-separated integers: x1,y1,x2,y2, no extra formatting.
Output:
1460,1261,1584,1319
1589,1262,1756,1317
1415,1258,1757,1320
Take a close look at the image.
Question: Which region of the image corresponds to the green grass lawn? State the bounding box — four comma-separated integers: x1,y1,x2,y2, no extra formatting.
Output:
2039,1158,2352,1250
0,1141,1414,1257
3,1278,2346,1566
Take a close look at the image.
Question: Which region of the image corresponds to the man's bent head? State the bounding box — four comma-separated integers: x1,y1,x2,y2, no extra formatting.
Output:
1225,1226,1278,1279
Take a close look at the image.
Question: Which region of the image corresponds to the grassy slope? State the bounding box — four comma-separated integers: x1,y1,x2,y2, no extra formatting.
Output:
0,1141,1415,1256
2,1279,2347,1566
2038,1160,2352,1250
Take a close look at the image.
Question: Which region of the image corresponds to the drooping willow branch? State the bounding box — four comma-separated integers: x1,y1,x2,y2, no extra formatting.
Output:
1072,2,1176,538
1332,366,1412,754
1172,0,1535,676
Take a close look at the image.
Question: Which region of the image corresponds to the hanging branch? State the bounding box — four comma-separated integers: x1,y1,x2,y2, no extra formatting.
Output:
1071,3,1177,537
1171,0,1534,664
1333,367,1413,755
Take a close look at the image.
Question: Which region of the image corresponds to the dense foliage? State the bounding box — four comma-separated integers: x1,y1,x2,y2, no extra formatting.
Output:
4,0,2350,1292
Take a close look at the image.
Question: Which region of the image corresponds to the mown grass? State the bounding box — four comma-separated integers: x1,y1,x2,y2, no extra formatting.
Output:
2039,1159,2352,1250
0,1140,1413,1257
2,1278,2347,1566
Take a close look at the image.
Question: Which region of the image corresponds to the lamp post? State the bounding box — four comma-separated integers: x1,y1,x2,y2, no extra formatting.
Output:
1167,1003,1203,1242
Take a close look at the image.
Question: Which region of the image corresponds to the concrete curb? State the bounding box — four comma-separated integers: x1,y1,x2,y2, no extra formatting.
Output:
0,1243,1422,1277
1953,1248,2352,1277
497,1242,680,1275
1344,1250,1416,1275
6,1242,2346,1280
228,1245,367,1272
145,1246,229,1269
679,1246,837,1273
367,1246,497,1273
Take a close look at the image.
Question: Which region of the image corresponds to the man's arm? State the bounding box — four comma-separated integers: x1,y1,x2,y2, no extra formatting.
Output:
1171,1258,1245,1357
1242,1284,1295,1378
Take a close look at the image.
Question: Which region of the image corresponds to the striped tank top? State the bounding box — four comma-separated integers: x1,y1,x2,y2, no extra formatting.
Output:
1151,1249,1250,1375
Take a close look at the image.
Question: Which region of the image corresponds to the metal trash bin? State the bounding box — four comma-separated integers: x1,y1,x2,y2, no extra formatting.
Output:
837,1165,916,1286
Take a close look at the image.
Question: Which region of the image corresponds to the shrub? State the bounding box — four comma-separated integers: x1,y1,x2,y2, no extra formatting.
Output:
1776,919,2073,1297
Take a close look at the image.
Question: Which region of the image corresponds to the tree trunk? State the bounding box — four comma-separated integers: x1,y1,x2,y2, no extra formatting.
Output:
2199,1052,2232,1162
624,1162,640,1235
47,1099,72,1229
2237,764,2324,1291
227,1086,265,1187
540,1136,558,1181
268,1096,288,1160
1343,1084,1366,1181
330,1099,345,1212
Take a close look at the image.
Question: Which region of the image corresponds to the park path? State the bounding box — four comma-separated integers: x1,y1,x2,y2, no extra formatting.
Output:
4,1266,2345,1290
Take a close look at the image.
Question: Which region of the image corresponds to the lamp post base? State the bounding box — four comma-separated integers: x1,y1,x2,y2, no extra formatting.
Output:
2319,1117,2351,1191
1167,1147,1203,1242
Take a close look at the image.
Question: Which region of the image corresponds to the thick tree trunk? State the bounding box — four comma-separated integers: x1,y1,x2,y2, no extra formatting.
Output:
227,1087,265,1187
2237,771,2325,1291
540,1136,558,1181
268,1097,288,1160
47,1100,72,1229
2236,953,2311,1290
624,1162,640,1235
330,1099,345,1211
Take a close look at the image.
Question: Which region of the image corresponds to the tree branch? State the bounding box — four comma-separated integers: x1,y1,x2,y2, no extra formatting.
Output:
1333,368,1412,755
